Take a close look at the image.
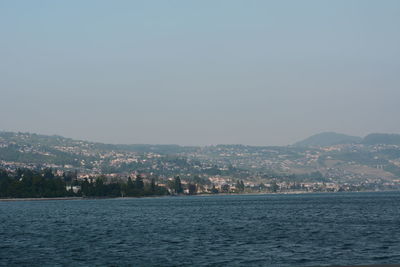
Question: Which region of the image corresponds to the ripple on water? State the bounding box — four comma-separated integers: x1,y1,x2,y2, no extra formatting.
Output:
1,192,400,266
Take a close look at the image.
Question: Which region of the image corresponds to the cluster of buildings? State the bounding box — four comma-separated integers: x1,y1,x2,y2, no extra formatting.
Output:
2,132,400,194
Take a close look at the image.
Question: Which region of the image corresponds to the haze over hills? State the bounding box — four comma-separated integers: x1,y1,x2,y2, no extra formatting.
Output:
1,2,399,266
294,132,363,147
2,130,400,192
295,132,400,147
363,133,400,145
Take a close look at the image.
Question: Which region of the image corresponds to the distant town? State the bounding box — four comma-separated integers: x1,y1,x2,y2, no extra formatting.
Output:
1,131,400,197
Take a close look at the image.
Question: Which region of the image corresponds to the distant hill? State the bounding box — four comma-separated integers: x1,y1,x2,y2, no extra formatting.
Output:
363,133,400,145
294,132,362,147
2,130,400,183
0,131,196,155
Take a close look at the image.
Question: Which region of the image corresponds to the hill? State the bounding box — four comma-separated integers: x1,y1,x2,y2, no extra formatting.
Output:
363,133,400,145
294,132,362,147
2,130,400,187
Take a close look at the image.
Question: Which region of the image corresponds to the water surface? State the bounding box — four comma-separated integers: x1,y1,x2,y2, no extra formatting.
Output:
1,192,400,266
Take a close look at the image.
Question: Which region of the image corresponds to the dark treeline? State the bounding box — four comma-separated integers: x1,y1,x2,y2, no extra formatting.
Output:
80,175,168,197
0,168,168,198
0,168,70,198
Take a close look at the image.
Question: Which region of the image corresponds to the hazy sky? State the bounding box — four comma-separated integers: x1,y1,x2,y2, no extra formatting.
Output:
1,1,399,146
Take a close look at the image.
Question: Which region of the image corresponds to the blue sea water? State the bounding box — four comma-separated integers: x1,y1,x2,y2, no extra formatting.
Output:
1,192,400,266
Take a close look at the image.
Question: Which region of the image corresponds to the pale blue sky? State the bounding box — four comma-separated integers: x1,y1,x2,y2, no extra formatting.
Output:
1,0,399,145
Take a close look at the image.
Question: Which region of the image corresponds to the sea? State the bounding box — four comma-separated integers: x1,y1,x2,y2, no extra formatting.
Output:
1,192,400,266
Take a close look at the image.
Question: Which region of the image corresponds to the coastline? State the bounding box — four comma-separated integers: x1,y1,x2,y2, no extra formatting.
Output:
0,197,83,202
1,190,398,202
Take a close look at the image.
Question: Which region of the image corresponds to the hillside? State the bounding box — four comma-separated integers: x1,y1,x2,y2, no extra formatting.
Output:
1,131,400,189
294,132,362,147
363,133,400,145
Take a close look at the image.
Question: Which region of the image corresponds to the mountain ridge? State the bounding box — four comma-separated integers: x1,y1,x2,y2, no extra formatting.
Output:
294,132,363,147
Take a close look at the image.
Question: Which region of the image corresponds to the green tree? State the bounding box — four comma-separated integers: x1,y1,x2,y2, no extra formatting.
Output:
188,183,197,195
150,178,156,193
135,175,144,190
221,184,230,193
270,181,279,193
174,176,183,194
94,177,105,196
236,180,245,192
126,176,134,196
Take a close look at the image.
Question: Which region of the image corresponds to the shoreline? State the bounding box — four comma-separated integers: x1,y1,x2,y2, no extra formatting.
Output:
1,190,399,202
0,197,83,202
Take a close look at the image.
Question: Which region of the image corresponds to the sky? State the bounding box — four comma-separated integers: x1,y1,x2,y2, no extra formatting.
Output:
1,0,400,146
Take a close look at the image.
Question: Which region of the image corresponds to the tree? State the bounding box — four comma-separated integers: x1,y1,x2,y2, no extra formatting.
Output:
42,168,54,179
126,176,134,196
150,178,156,193
80,178,91,196
188,183,197,195
236,180,245,193
135,175,144,190
221,184,230,193
174,176,183,194
94,178,105,196
0,168,69,198
270,181,279,193
0,170,11,197
259,183,266,191
0,168,171,199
